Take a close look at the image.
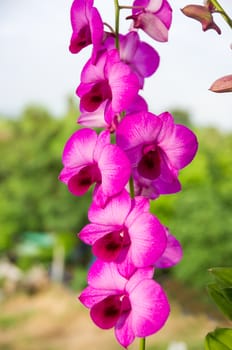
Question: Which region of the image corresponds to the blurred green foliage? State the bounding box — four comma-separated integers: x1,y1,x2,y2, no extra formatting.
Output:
0,100,91,265
0,105,231,290
151,120,232,289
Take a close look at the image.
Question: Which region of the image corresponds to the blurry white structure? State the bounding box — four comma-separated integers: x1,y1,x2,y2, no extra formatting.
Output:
167,341,188,350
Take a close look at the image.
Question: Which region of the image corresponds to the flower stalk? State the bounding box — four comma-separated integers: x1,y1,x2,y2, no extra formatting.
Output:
209,0,232,29
114,0,120,49
140,337,146,350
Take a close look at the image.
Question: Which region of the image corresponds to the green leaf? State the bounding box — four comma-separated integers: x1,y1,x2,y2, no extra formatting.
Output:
205,328,232,350
209,268,232,287
207,283,232,320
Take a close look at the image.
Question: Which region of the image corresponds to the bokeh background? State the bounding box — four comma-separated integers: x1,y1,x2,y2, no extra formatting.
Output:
0,1,231,349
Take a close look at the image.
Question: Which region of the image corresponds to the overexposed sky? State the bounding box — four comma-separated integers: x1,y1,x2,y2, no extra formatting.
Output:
0,0,231,130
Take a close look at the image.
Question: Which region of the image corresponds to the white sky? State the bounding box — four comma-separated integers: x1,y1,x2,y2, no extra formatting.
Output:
0,0,231,130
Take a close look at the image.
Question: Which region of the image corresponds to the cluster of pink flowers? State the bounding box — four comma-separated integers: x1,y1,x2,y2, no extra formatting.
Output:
59,0,198,347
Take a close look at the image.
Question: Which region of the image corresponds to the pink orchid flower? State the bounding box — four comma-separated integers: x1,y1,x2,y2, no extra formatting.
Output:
79,260,170,348
58,128,131,206
116,111,198,199
76,49,139,123
128,0,172,42
79,190,167,277
104,31,160,88
69,0,103,62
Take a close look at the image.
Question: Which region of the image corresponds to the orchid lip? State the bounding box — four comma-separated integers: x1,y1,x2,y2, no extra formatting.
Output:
138,145,161,180
92,229,131,262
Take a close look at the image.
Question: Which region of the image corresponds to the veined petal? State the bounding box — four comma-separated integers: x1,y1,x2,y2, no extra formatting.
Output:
79,285,116,308
138,12,169,42
90,295,122,329
98,145,131,197
78,108,107,128
127,213,167,267
93,130,111,162
58,165,84,184
158,114,198,169
89,6,104,63
146,0,163,12
133,40,160,78
132,0,149,13
88,260,127,291
126,95,148,115
129,279,170,337
79,223,119,245
155,229,183,268
67,163,101,196
126,267,154,294
153,175,181,195
61,128,97,167
120,31,139,63
116,112,162,151
115,312,135,348
157,112,175,143
156,0,172,29
125,196,150,228
109,62,140,112
80,52,107,84
88,189,131,226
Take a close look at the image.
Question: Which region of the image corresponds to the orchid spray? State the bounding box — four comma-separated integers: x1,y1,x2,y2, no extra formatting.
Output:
59,0,198,348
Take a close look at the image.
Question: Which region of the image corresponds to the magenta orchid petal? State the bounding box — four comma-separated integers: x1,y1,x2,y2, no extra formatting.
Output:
58,165,84,185
88,190,131,226
155,228,183,268
115,313,135,348
69,0,103,62
61,128,96,167
105,32,159,88
157,112,198,169
87,260,127,291
67,164,101,196
108,61,140,112
116,112,162,151
90,295,125,329
126,213,167,267
133,40,160,78
93,130,111,161
89,7,104,62
126,267,155,294
69,0,92,53
155,0,172,29
128,278,170,337
146,0,163,12
79,223,119,246
79,285,116,308
98,145,131,197
78,102,108,128
126,95,148,115
130,0,172,42
137,12,169,42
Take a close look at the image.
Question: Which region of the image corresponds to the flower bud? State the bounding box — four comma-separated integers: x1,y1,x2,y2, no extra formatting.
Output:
209,74,232,93
181,4,221,34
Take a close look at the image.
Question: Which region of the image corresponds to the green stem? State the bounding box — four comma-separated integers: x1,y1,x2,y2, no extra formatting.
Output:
209,0,232,29
114,0,120,49
119,5,144,10
129,177,135,199
139,338,146,350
